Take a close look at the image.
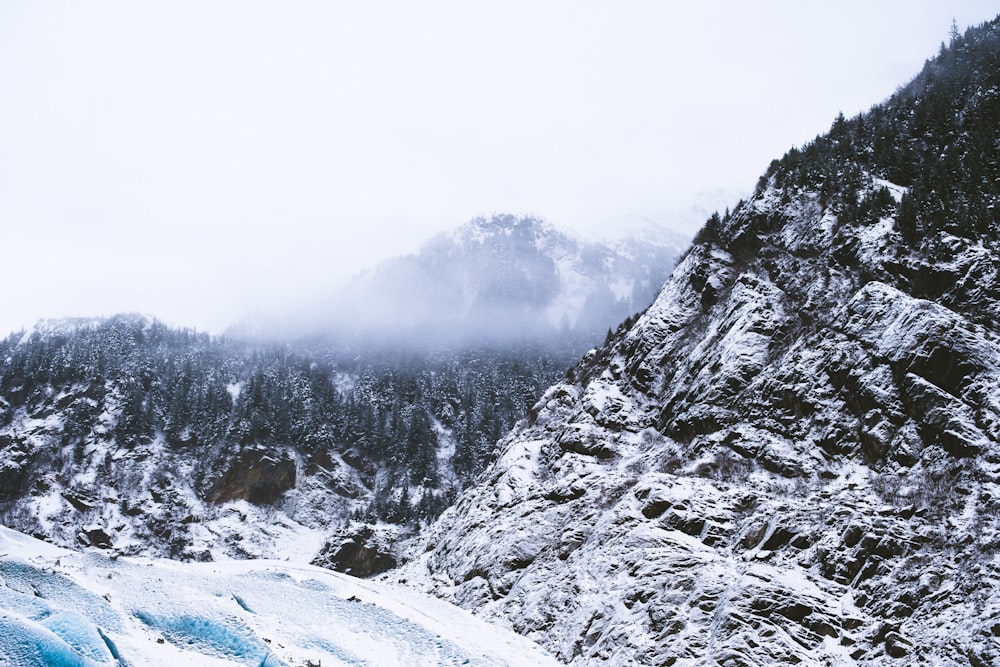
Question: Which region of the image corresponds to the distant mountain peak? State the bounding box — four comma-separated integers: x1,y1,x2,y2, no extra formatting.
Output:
243,213,689,350
468,213,547,232
443,214,568,252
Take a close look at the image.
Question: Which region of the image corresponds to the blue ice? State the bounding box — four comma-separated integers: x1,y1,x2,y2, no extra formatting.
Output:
0,559,122,666
0,613,116,666
135,611,286,666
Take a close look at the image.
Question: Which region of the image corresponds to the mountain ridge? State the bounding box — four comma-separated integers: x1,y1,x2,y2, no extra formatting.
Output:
389,17,1000,666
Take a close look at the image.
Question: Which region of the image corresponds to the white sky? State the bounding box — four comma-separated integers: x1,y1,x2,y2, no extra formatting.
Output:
1,1,996,335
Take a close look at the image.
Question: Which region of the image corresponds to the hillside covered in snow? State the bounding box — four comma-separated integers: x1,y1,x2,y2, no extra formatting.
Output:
0,316,578,567
391,18,1000,666
0,212,687,573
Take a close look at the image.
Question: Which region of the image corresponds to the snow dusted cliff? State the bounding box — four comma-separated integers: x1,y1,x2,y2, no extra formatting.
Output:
391,19,1000,666
396,184,1000,666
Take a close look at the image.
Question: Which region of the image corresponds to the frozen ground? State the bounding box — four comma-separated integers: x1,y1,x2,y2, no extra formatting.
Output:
0,525,559,666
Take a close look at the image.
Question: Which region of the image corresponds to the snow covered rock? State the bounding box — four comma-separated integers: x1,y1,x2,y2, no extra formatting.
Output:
391,20,1000,666
312,523,404,578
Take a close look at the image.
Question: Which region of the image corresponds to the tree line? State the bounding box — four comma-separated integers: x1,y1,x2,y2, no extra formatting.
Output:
0,315,575,526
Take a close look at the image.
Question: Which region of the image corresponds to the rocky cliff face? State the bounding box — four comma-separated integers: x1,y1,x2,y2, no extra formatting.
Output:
391,19,1000,666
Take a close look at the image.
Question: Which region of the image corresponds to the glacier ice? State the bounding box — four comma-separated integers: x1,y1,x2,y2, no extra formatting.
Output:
0,525,557,667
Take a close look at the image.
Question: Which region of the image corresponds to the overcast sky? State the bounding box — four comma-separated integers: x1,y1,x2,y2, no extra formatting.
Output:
1,1,996,336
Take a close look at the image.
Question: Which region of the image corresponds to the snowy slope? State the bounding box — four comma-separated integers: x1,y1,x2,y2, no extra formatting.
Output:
395,193,1000,666
389,21,1000,666
0,525,558,667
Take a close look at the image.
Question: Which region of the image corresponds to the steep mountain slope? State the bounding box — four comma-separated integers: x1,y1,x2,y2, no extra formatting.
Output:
0,316,568,564
250,214,687,349
392,19,1000,666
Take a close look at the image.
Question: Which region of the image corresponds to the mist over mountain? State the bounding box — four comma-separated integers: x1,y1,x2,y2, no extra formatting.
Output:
392,18,1000,666
0,203,689,589
0,204,692,666
237,214,688,351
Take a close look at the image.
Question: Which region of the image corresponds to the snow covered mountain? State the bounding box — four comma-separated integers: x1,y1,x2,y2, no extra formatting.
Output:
248,214,688,350
0,524,558,666
390,18,1000,666
0,316,574,566
0,217,686,574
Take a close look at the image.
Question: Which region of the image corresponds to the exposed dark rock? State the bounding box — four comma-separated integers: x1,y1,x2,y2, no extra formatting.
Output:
884,631,913,658
556,429,617,459
63,488,99,512
312,524,400,578
206,449,296,505
641,499,672,520
77,527,112,549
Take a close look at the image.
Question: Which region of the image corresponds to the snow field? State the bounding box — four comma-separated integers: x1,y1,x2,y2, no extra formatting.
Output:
0,525,559,667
